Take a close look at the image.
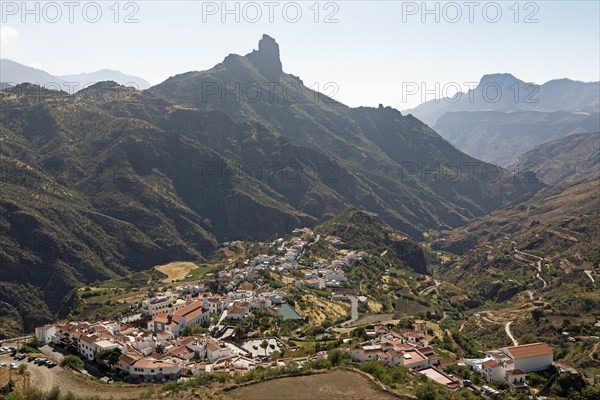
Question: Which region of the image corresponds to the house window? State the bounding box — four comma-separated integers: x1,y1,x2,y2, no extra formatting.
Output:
151,370,155,373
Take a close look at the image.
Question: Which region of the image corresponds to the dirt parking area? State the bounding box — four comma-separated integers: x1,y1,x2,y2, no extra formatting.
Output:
1,354,150,399
227,370,402,400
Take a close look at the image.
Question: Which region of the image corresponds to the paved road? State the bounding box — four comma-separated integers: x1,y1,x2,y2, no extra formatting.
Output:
478,313,518,346
536,271,548,288
0,335,33,343
340,296,358,327
514,248,547,287
40,345,65,360
505,321,518,346
419,280,440,296
589,342,599,361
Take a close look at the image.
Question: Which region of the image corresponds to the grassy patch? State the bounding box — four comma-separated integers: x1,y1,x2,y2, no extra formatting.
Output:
290,339,338,347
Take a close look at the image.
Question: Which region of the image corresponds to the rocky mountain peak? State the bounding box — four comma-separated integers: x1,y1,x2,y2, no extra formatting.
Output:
245,34,283,80
477,73,521,88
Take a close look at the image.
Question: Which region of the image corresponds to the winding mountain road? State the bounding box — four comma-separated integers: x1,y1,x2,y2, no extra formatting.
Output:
477,312,518,346
505,321,518,346
514,248,547,287
419,280,440,296
584,270,595,283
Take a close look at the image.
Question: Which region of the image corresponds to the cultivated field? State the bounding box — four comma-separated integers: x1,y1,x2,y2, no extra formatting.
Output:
227,370,403,400
301,294,349,326
348,313,398,327
155,261,199,282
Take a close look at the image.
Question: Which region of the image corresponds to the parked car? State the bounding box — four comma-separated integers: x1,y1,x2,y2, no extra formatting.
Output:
34,358,47,365
0,363,6,367
9,363,17,369
45,361,57,368
27,356,36,362
14,353,26,360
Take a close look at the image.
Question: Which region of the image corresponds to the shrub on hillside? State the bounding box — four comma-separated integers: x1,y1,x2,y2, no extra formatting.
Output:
60,355,84,371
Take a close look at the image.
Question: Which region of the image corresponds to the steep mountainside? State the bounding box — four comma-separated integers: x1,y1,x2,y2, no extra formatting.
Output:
432,179,600,256
434,111,599,166
0,36,540,336
150,35,540,235
0,83,312,335
434,176,599,321
512,132,600,185
437,181,599,313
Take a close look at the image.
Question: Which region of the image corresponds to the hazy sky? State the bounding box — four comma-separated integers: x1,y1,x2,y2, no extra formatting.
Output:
1,1,599,108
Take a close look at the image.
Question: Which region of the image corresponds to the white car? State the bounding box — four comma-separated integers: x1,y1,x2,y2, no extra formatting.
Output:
0,363,6,367
9,363,17,369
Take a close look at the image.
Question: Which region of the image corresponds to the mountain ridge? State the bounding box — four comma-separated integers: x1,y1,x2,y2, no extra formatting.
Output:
405,73,600,126
0,58,151,91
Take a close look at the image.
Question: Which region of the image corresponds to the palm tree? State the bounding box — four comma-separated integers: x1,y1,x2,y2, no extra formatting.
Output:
260,340,269,357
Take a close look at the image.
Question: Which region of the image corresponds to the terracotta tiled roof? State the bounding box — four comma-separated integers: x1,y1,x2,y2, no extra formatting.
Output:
185,307,207,321
156,331,173,340
119,351,142,365
154,313,169,323
165,345,193,356
482,360,501,368
80,334,99,344
134,358,177,369
174,300,204,318
505,343,552,359
506,369,526,375
228,306,246,315
206,341,223,352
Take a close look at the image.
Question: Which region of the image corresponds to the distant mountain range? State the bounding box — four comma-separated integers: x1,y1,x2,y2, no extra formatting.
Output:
404,73,600,166
405,73,600,125
434,110,599,166
0,35,541,335
0,58,151,91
